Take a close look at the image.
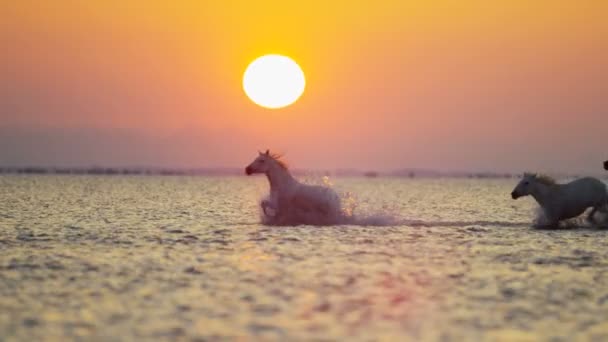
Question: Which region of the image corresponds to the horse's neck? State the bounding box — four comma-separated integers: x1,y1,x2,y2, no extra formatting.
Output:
266,167,297,195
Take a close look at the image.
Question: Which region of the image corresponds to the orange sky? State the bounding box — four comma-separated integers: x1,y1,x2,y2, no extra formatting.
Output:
1,1,607,173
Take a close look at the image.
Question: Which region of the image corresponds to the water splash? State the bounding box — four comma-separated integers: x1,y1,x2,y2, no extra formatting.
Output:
257,176,559,228
341,191,358,218
259,177,401,226
257,176,513,227
531,206,608,229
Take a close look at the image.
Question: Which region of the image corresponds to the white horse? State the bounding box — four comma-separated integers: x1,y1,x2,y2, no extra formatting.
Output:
245,150,342,225
511,173,608,227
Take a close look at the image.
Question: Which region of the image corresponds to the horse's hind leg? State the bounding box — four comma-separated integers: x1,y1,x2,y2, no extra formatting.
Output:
595,201,608,228
587,194,608,222
588,207,598,223
601,200,608,213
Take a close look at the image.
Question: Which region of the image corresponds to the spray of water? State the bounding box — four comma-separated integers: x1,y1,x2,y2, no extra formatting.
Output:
532,206,608,229
259,176,401,226
258,176,607,228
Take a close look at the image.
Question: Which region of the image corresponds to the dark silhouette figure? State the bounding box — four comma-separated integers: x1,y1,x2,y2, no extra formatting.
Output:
604,160,608,170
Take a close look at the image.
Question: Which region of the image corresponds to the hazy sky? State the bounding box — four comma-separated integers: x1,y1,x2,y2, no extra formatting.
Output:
1,1,607,173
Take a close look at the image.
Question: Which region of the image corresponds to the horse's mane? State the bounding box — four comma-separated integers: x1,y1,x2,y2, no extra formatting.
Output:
526,172,557,186
269,153,289,170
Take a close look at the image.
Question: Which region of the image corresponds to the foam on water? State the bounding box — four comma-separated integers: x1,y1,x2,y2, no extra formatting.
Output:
257,176,608,229
259,178,403,226
532,206,608,229
258,177,530,228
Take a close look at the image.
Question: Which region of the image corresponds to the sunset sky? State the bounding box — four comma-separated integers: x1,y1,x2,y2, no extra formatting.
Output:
1,1,607,173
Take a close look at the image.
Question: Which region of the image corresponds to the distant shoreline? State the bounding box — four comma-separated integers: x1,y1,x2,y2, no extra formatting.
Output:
1,167,603,179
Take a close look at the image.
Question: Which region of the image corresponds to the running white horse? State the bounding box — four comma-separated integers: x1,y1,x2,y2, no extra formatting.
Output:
245,150,342,225
511,173,608,227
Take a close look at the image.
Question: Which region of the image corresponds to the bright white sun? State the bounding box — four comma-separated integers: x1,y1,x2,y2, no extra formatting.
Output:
243,54,306,109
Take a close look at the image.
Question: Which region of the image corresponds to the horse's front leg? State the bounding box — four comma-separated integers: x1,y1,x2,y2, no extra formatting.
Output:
261,199,277,217
537,208,559,228
545,212,560,228
537,219,559,229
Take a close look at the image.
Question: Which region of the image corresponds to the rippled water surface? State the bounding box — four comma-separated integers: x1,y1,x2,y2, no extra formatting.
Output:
2,175,608,341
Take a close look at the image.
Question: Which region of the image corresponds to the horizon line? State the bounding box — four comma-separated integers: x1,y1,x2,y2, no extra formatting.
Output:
1,166,606,179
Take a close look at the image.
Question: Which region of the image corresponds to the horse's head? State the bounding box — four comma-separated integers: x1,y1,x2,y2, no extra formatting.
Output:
511,173,536,199
245,150,275,175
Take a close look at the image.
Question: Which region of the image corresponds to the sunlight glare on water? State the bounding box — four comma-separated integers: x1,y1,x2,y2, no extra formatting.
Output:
1,175,608,340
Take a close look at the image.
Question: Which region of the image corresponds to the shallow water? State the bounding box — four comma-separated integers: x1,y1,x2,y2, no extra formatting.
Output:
2,175,608,341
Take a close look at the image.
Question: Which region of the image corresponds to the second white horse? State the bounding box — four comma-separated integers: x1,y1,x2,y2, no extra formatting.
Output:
511,173,608,227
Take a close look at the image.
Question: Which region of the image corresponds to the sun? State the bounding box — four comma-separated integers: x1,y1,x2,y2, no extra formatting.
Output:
243,54,306,109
